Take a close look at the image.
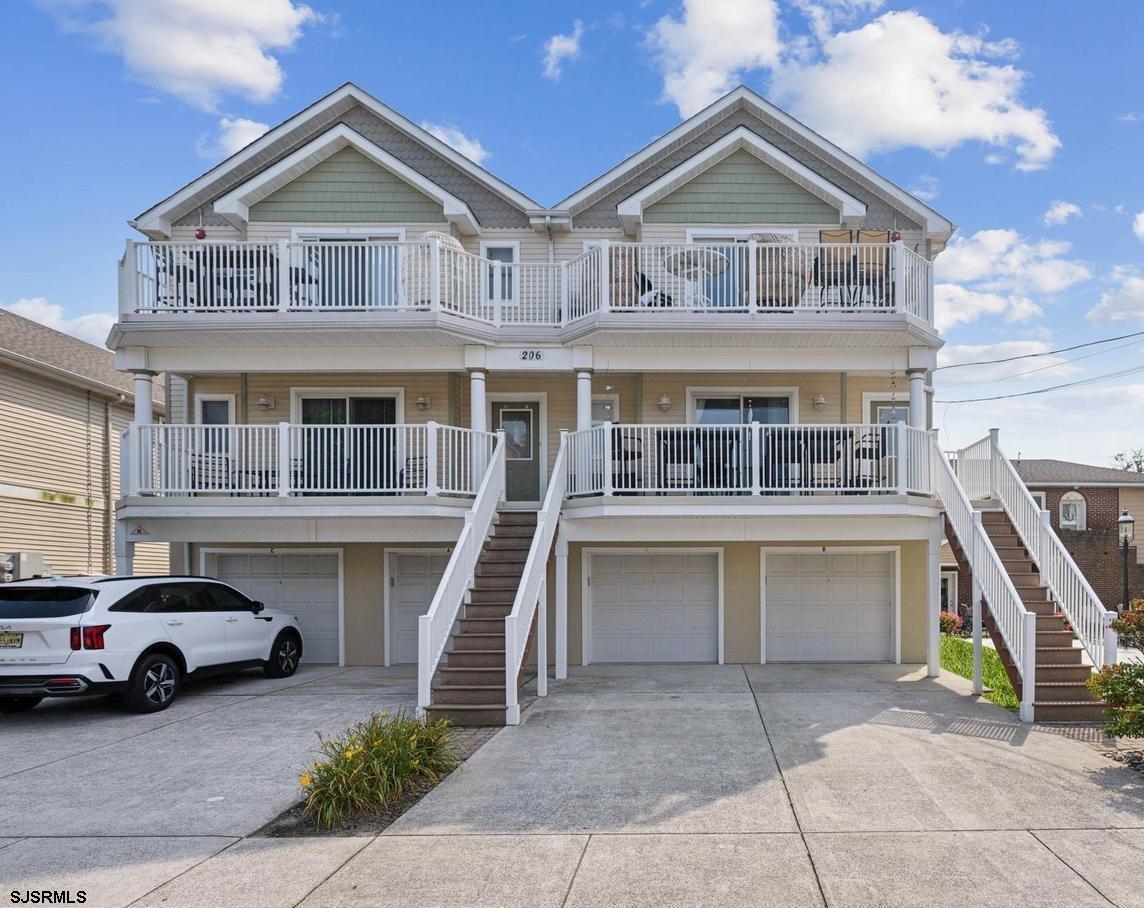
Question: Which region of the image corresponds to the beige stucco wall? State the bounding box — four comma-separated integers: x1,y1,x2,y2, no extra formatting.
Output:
554,538,928,666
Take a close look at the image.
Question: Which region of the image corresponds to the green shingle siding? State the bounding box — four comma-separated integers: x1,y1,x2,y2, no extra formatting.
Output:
250,147,447,223
643,149,839,225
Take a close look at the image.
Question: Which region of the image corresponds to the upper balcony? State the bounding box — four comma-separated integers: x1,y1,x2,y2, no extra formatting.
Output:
116,237,935,339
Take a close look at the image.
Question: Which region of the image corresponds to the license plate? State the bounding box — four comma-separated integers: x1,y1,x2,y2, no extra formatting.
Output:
0,632,23,648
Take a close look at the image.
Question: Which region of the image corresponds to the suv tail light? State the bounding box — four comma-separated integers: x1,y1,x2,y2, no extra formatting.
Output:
70,627,81,650
82,625,111,650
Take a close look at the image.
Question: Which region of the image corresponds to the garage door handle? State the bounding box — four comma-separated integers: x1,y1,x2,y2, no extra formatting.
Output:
224,617,239,623
165,619,183,626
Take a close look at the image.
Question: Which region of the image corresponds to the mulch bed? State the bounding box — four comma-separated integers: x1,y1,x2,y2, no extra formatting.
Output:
254,726,499,838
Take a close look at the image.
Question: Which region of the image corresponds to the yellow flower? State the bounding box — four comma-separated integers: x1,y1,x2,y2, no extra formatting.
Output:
299,774,312,788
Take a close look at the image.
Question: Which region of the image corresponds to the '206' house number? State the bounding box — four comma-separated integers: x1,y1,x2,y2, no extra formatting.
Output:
519,350,545,362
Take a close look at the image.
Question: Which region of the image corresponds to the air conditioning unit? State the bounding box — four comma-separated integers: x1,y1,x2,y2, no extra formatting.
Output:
0,551,49,582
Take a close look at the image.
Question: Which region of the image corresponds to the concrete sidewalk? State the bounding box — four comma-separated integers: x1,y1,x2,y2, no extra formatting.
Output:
3,664,1142,907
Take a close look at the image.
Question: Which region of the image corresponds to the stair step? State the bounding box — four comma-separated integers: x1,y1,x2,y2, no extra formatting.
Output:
1034,701,1107,723
476,561,528,577
450,632,506,650
1007,575,1046,590
446,650,507,668
1036,664,1094,682
424,704,506,727
1036,630,1079,644
437,666,505,686
465,602,514,618
493,524,536,538
1034,646,1084,665
469,589,517,606
1035,614,1067,630
473,575,522,590
1035,682,1101,702
430,684,507,705
480,549,530,564
458,617,507,633
497,512,538,526
487,536,533,551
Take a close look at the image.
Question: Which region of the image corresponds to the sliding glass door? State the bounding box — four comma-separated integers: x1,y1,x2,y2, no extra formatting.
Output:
298,395,399,493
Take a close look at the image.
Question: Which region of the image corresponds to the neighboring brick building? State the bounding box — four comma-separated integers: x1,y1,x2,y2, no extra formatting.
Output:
1013,458,1144,610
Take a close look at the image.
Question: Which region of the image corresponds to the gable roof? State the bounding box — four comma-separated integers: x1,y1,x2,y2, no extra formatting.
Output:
557,86,954,241
616,126,866,232
0,309,163,407
212,123,480,234
1014,458,1144,486
133,83,539,237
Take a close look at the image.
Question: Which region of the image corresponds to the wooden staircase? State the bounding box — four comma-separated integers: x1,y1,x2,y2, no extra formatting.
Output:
425,511,536,727
978,508,1106,723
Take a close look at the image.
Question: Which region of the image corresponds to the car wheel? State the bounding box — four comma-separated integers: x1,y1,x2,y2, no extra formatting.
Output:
0,696,42,713
264,632,301,678
125,653,180,713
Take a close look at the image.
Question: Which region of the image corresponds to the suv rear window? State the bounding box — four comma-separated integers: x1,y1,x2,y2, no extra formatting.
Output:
0,588,97,618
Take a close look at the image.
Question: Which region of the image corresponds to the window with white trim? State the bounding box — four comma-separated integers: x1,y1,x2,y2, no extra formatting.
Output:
1030,490,1047,510
1059,491,1087,530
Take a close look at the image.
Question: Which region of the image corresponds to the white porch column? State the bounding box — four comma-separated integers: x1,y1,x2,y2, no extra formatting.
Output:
469,369,487,433
555,535,568,679
926,520,941,677
114,518,134,576
907,368,926,429
131,370,156,425
576,371,593,431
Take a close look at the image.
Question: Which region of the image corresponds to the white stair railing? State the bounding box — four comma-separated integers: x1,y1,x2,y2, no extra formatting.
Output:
416,432,506,715
932,436,1037,721
984,432,1118,670
503,432,568,725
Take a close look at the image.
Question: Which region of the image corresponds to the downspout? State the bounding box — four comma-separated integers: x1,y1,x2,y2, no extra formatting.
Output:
103,400,114,573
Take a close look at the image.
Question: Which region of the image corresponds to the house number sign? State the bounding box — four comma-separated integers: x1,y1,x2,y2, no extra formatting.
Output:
519,350,545,361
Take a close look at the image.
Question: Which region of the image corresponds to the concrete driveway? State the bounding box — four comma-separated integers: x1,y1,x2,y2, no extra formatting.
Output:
2,664,1143,907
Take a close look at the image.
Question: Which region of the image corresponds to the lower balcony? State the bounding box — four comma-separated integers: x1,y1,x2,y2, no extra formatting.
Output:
125,423,494,499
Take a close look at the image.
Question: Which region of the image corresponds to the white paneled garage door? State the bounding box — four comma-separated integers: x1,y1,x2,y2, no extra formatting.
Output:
589,552,719,662
389,551,449,664
213,551,341,664
765,551,894,662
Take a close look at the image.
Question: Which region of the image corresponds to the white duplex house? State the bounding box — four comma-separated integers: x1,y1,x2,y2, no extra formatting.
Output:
110,83,1117,725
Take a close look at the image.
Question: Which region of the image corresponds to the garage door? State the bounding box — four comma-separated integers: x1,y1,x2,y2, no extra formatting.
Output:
214,552,341,664
590,552,719,662
390,551,449,664
765,551,893,662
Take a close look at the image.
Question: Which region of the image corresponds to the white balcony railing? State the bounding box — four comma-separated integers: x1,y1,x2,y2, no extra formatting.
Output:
126,422,495,498
566,423,933,497
120,238,934,326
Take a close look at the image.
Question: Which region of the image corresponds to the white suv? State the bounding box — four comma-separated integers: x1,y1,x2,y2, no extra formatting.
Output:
0,576,304,713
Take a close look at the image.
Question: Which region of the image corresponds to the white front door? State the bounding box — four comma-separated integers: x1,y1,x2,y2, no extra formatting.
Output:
390,551,450,664
765,551,894,662
213,552,341,664
589,552,719,662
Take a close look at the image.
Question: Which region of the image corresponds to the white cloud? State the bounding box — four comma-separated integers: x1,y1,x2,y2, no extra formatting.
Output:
1087,267,1144,323
984,153,1006,165
419,121,490,165
1134,209,1144,242
933,284,1040,332
3,298,114,347
907,174,939,202
543,19,583,82
937,384,1144,462
770,12,1060,171
1119,112,1141,123
647,0,782,116
937,340,1077,383
43,0,320,110
936,229,1090,296
1042,200,1081,226
794,0,884,43
195,116,269,159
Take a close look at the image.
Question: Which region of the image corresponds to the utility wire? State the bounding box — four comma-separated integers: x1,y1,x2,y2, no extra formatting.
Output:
936,363,1144,404
996,337,1142,381
934,329,1144,371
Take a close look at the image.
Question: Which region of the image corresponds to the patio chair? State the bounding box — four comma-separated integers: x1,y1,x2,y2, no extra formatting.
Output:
801,428,850,490
634,271,674,307
762,428,802,492
750,232,809,308
816,229,855,307
855,229,890,307
657,430,697,492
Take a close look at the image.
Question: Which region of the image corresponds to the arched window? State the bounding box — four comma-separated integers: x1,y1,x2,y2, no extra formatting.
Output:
1059,491,1087,530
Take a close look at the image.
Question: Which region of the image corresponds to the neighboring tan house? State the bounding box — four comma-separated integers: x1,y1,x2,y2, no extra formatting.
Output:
106,82,1108,724
1013,458,1144,609
0,309,168,576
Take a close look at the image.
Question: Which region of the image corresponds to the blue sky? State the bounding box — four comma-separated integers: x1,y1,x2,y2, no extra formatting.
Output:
3,0,1143,462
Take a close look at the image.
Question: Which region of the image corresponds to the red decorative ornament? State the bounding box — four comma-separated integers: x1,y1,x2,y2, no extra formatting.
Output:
195,228,207,240
890,230,901,242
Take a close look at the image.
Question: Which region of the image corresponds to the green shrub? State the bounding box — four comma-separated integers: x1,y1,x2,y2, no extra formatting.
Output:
299,711,458,827
939,612,962,636
1111,600,1144,652
1088,662,1144,738
939,633,1019,712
